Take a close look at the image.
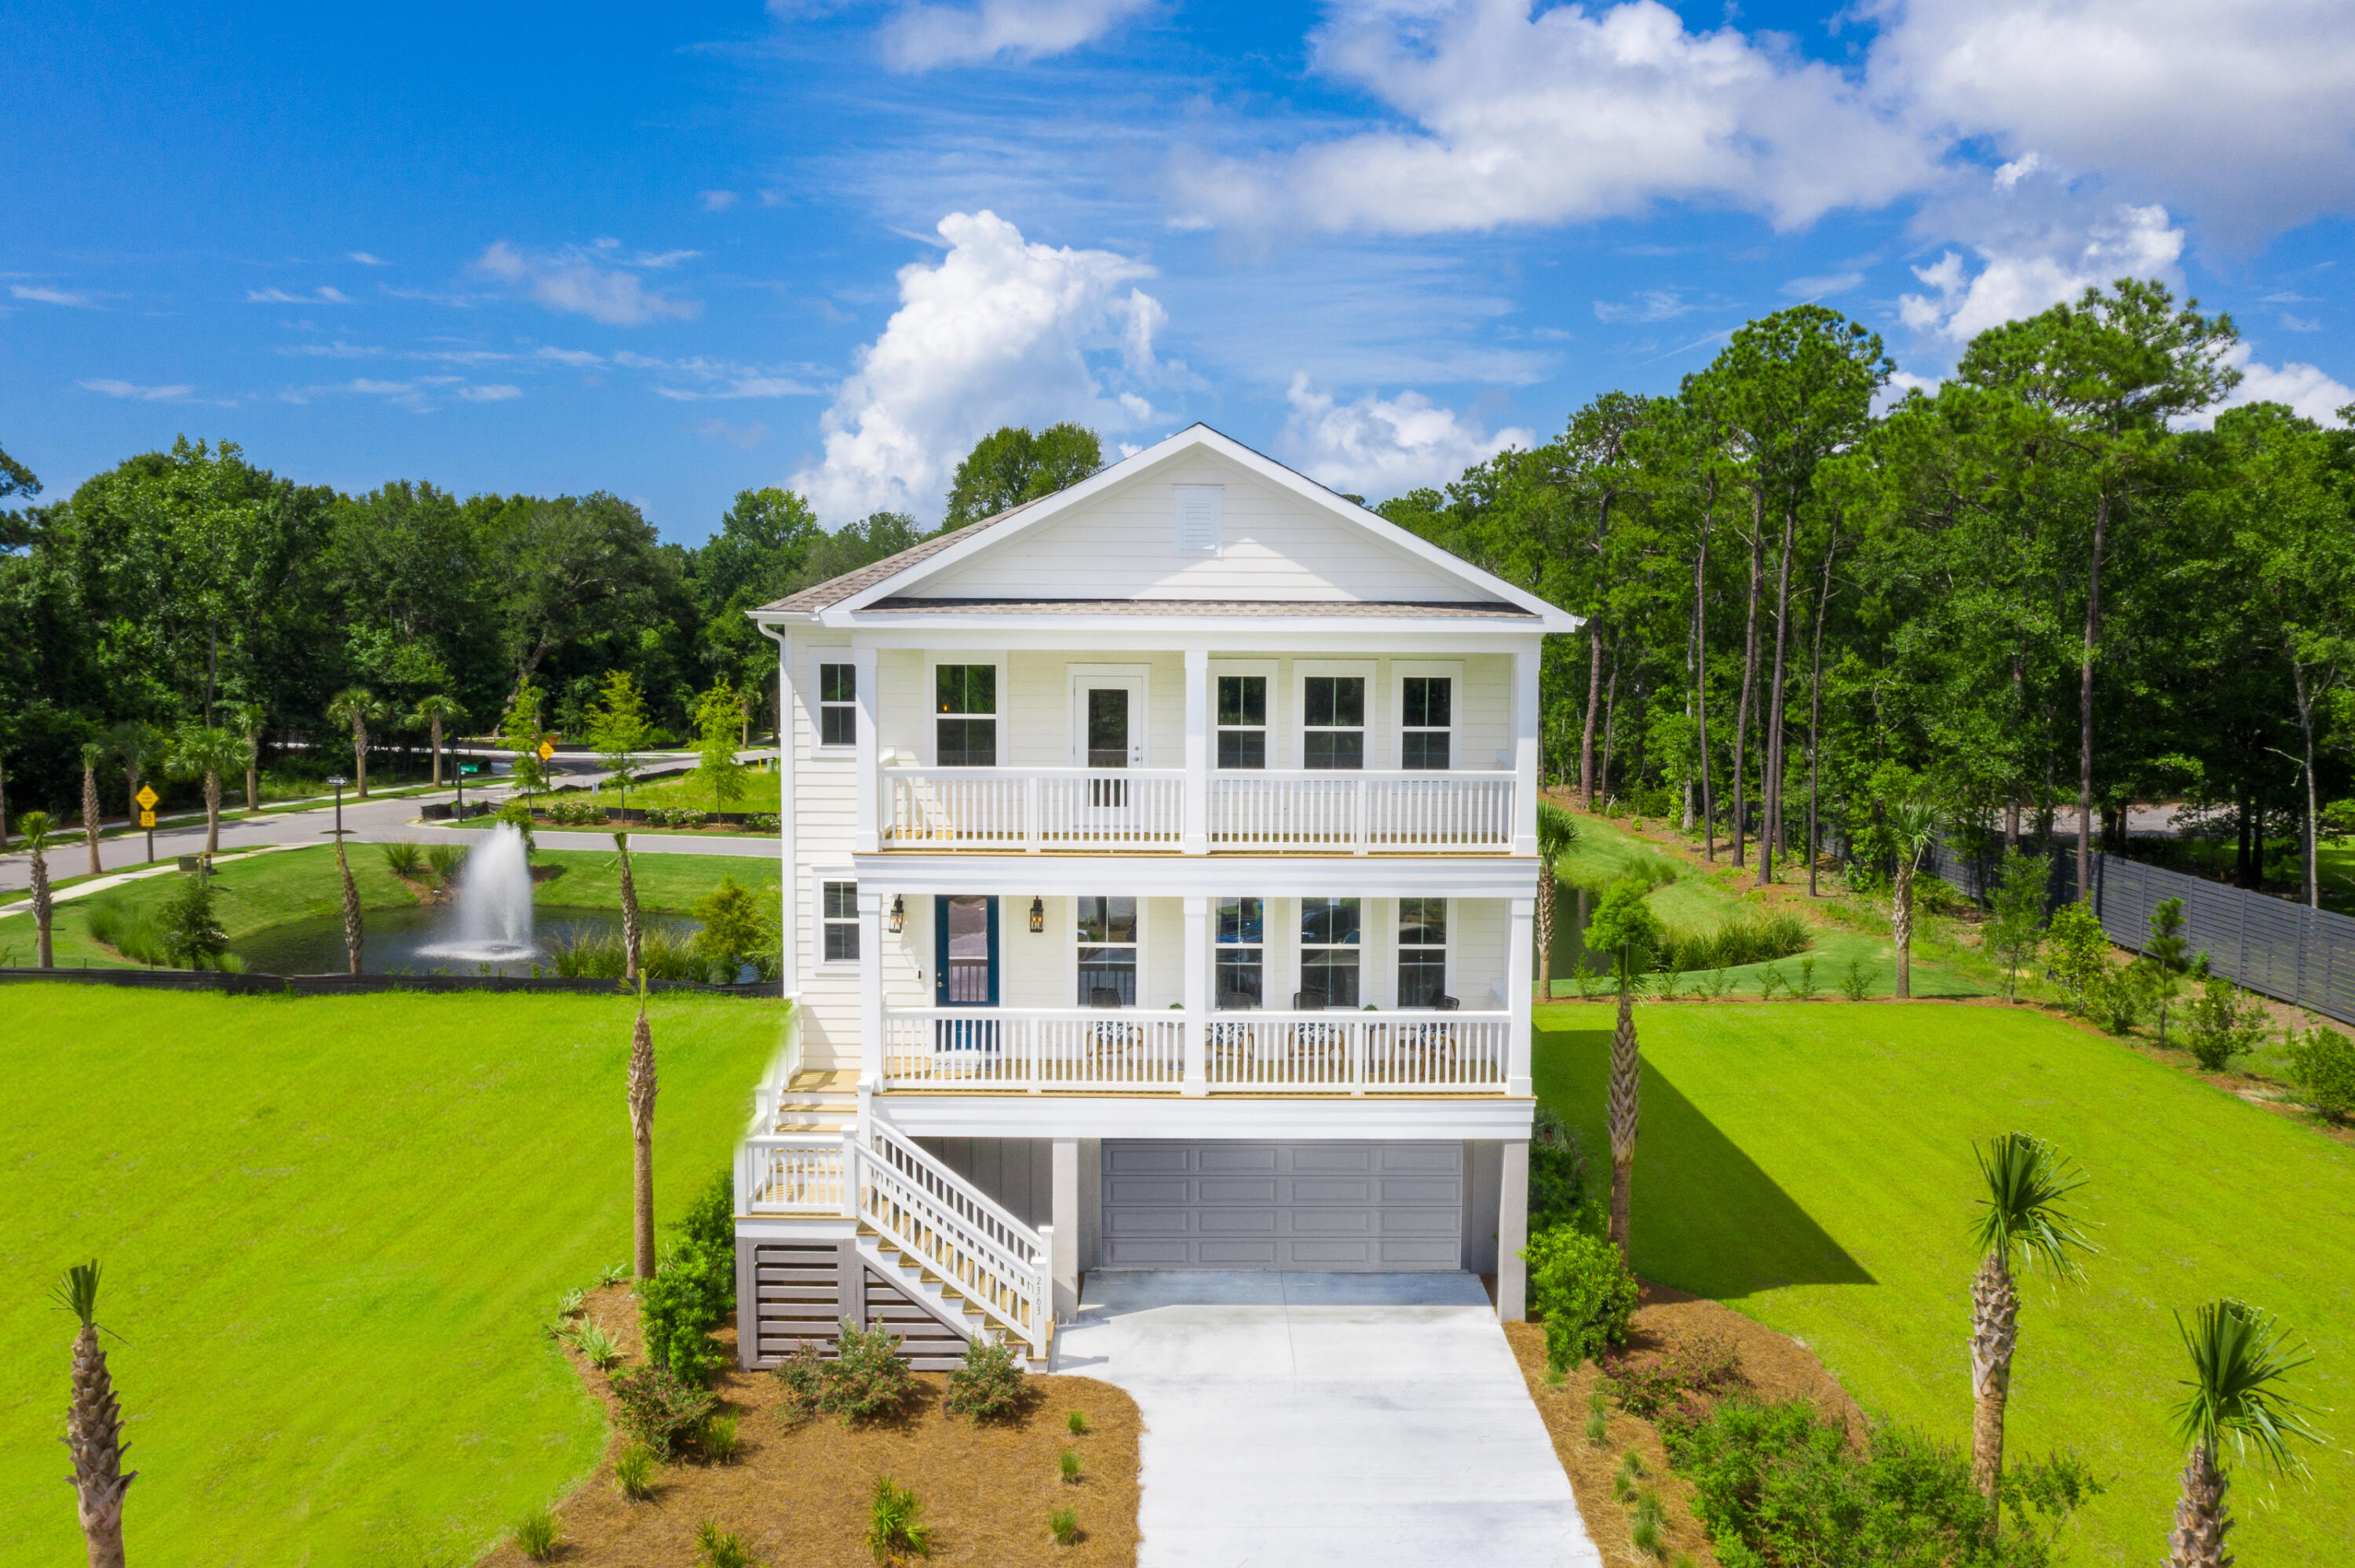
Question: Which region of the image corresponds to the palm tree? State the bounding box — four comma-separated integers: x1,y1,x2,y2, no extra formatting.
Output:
334,833,363,974
1967,1132,2095,1508
18,810,57,968
628,990,659,1278
615,830,643,983
2167,1299,2324,1566
326,687,386,798
410,694,468,788
55,1259,135,1568
171,724,251,857
1881,793,1941,1000
1535,802,1578,1001
105,721,163,843
1586,878,1663,1260
224,702,268,815
78,741,106,877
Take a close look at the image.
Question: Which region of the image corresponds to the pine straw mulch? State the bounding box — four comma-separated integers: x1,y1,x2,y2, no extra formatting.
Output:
476,1285,1141,1567
1505,1279,1866,1568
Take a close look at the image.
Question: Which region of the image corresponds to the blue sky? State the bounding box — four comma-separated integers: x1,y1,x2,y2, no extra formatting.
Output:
5,0,2352,540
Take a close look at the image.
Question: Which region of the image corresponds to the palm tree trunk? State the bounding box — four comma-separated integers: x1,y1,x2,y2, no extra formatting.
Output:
1969,1249,2017,1506
430,718,444,788
616,835,643,983
354,720,370,799
335,837,363,974
204,771,222,855
32,848,54,968
2168,1443,2230,1568
629,1006,659,1278
1535,858,1554,1001
245,738,261,818
1606,978,1641,1260
1893,859,1915,1000
82,764,102,877
64,1319,134,1568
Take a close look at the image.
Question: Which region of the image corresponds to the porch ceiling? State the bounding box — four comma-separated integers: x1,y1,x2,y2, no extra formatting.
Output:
871,1092,1536,1142
849,851,1539,899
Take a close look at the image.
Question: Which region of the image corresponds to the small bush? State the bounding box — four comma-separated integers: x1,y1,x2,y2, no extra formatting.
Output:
1058,1448,1082,1485
611,1364,717,1459
556,1285,586,1318
1664,908,1810,972
564,1320,622,1369
746,813,782,833
425,841,468,881
1524,1224,1639,1373
379,841,425,876
1066,1409,1088,1436
640,1169,736,1383
697,1516,762,1568
2286,1025,2355,1121
1048,1507,1080,1548
867,1475,931,1565
2084,964,2147,1034
2182,977,2269,1071
1840,956,1871,1001
944,1333,1029,1422
776,1321,918,1425
1603,1333,1745,1419
613,1443,657,1501
1795,956,1817,1000
1528,1105,1603,1234
647,806,710,830
495,798,537,851
152,873,231,970
1613,1449,1645,1502
546,799,608,826
1629,1490,1667,1557
511,1507,560,1560
700,1411,743,1464
1584,1390,1610,1447
1758,959,1787,1000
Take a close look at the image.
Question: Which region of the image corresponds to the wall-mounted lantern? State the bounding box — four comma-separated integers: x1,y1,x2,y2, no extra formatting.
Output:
888,895,905,933
1028,896,1046,934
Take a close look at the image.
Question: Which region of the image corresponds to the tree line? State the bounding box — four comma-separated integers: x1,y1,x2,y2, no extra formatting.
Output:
1381,281,2355,907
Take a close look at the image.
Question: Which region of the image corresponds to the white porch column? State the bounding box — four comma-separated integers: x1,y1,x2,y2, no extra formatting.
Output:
853,644,880,855
1511,641,1541,855
1182,647,1209,855
1497,1138,1529,1322
1506,895,1535,1096
856,888,884,1089
1181,894,1209,1095
1051,1136,1081,1322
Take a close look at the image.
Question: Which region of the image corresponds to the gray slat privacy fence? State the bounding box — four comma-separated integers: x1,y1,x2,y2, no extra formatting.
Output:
1922,841,2355,1026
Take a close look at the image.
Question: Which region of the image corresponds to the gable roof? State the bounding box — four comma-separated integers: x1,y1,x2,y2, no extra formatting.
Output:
755,424,1575,631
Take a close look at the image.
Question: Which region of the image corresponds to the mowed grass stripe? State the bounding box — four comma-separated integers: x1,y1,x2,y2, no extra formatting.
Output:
1535,1000,2355,1566
0,986,778,1566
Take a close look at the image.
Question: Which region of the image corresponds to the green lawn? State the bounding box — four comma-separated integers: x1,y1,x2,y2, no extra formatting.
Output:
0,845,769,969
0,985,778,1566
572,769,782,814
1535,999,2355,1566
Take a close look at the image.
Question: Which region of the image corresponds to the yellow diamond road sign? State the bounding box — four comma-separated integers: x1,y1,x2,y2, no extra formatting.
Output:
135,786,159,810
139,810,156,828
537,739,556,761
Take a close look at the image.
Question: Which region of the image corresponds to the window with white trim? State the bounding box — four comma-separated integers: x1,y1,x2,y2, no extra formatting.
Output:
821,880,860,964
1076,896,1138,1006
1302,676,1364,770
1400,676,1451,770
1397,897,1448,1006
934,663,997,767
1298,896,1360,1008
1215,897,1264,1009
818,662,856,748
1217,674,1266,769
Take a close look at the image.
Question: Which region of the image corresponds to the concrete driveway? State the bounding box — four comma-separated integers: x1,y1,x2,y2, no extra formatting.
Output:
1055,1272,1600,1568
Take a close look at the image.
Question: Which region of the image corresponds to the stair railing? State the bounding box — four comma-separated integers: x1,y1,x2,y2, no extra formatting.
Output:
856,1119,1050,1357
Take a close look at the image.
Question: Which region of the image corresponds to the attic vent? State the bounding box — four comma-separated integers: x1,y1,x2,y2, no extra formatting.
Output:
1173,485,1222,554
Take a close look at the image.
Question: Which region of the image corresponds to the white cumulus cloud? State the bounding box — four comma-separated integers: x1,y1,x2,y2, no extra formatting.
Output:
1897,203,2184,342
473,240,701,326
80,378,193,401
2197,343,2353,428
791,210,1167,523
1278,374,1532,499
877,0,1148,71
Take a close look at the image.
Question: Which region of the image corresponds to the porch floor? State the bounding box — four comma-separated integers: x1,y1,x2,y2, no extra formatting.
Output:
1054,1272,1600,1567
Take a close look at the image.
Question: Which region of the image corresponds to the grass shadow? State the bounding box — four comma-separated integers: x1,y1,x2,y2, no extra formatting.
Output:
1535,1026,1874,1298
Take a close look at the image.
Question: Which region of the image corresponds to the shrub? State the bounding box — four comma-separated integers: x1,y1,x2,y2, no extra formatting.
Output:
745,813,782,833
495,798,537,851
1663,908,1810,973
867,1475,931,1565
1758,960,1787,1000
379,841,425,877
776,1320,918,1425
1524,1223,1639,1373
2045,902,2110,1014
1629,1490,1667,1557
640,1169,736,1382
1048,1507,1080,1548
1603,1333,1744,1419
1584,1390,1610,1447
610,1363,717,1459
697,1516,762,1568
1795,956,1818,1000
545,799,608,826
2285,1025,2355,1121
425,841,468,881
2179,977,2267,1071
701,1411,743,1464
1840,956,1871,1001
154,873,231,970
564,1320,622,1370
1066,1409,1088,1435
86,895,172,967
2083,963,2148,1034
944,1333,1029,1422
1528,1105,1602,1234
647,806,710,830
1058,1448,1082,1485
613,1443,657,1501
511,1507,560,1561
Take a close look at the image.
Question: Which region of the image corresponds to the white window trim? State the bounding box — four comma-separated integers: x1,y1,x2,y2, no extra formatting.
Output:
812,869,861,970
1293,659,1376,772
1066,662,1154,769
923,652,1010,768
1073,892,1148,1008
813,658,859,753
1392,660,1464,775
1209,658,1277,772
1393,894,1455,1010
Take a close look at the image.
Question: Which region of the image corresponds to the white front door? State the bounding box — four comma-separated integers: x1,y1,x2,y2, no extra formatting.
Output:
1070,669,1148,822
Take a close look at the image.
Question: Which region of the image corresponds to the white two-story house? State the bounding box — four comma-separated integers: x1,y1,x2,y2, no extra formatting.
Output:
732,425,1575,1369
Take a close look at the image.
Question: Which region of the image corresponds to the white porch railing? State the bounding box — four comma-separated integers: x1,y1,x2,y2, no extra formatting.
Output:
881,1007,1188,1090
738,1123,1051,1358
878,1005,1510,1093
884,768,1186,850
1207,771,1515,851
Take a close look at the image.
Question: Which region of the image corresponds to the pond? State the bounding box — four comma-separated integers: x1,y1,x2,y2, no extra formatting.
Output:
1544,880,1598,986
231,905,699,978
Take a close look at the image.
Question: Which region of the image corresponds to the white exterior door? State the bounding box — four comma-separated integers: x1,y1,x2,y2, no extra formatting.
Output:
1070,669,1148,826
1100,1140,1464,1270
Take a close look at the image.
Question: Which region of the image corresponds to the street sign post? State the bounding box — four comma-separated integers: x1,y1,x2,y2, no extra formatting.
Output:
537,739,555,761
139,810,155,828
136,786,159,861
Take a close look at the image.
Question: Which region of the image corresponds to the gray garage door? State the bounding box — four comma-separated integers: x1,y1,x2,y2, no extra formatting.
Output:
1100,1140,1463,1270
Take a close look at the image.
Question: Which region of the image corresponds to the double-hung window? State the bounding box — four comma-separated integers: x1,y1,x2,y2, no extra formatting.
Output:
1302,676,1365,770
1076,896,1138,1006
818,662,856,748
1298,897,1361,1008
1397,898,1448,1006
935,664,997,767
1400,676,1451,770
1216,675,1266,768
1214,897,1264,1009
821,880,860,963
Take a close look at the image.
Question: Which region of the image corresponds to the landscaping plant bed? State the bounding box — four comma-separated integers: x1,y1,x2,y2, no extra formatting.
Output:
1506,1279,1865,1567
482,1285,1141,1566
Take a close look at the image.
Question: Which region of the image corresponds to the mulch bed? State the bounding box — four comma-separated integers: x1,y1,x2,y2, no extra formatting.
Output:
477,1285,1141,1566
1505,1278,1866,1568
